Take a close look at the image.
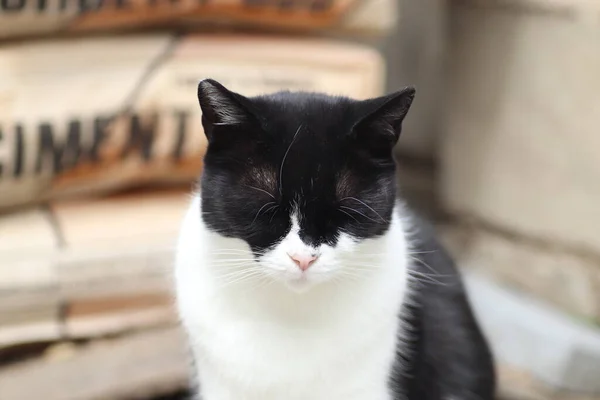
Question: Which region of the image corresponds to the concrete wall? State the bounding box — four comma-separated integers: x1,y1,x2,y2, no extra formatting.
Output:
441,1,600,322
383,0,448,159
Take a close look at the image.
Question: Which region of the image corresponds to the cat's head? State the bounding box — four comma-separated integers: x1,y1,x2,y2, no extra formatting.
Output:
198,79,415,292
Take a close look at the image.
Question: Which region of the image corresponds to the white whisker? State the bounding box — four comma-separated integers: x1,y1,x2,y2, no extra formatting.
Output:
340,206,381,224
340,197,388,222
246,185,276,199
338,208,360,223
279,124,302,195
409,256,446,277
252,201,277,225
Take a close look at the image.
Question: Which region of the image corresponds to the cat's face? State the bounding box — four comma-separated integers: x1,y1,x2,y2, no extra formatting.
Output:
198,79,415,292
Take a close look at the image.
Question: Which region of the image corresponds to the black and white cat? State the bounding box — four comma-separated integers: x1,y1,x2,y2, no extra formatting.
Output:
174,79,496,400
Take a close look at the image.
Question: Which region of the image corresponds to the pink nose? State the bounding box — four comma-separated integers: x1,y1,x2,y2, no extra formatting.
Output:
288,253,318,271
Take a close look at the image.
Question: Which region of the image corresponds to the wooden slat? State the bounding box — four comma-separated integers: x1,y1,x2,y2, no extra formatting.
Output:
0,208,58,255
0,0,396,41
64,307,177,340
66,293,171,318
0,35,384,211
56,248,173,299
0,327,190,400
62,290,176,339
0,208,61,348
0,321,61,350
52,189,187,309
50,188,189,249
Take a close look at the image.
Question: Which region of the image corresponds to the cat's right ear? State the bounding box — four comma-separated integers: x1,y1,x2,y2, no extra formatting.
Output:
197,79,254,140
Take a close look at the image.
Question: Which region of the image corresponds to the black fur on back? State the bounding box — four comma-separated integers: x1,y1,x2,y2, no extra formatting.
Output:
393,213,496,400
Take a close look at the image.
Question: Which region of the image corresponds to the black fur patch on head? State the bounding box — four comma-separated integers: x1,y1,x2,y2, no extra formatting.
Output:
197,79,415,253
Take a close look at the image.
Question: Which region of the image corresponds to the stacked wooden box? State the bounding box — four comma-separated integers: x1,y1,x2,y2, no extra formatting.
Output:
0,3,395,398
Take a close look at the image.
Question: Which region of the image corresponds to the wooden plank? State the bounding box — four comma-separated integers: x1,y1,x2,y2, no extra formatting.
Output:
51,190,186,335
0,0,396,40
0,208,57,255
0,261,59,332
0,327,190,400
64,307,177,340
56,247,174,301
0,35,384,210
0,34,176,210
50,188,189,249
52,188,187,304
0,209,61,348
161,35,385,101
66,293,171,318
62,292,176,339
0,287,59,326
0,321,61,350
0,191,185,347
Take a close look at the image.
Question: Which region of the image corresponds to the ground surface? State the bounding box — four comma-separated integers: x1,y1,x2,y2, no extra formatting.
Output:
2,325,598,400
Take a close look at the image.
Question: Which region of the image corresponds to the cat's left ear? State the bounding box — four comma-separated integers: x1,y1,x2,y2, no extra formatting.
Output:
353,87,416,149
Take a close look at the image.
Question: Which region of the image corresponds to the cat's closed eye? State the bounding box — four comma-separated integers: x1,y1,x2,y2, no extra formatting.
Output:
242,166,279,200
335,170,355,201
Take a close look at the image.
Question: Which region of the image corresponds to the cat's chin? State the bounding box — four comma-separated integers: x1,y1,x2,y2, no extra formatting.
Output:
283,275,318,293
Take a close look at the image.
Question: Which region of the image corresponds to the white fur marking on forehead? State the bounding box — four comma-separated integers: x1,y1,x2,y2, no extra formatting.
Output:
280,213,319,255
290,212,301,235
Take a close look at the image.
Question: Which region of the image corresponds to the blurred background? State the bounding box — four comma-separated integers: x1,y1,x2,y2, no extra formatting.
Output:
0,0,599,399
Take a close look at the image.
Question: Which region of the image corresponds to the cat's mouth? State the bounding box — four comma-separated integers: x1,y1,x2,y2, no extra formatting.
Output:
280,267,338,293
285,274,313,293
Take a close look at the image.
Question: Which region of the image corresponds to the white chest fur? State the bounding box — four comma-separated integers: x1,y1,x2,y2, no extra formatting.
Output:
174,196,411,400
